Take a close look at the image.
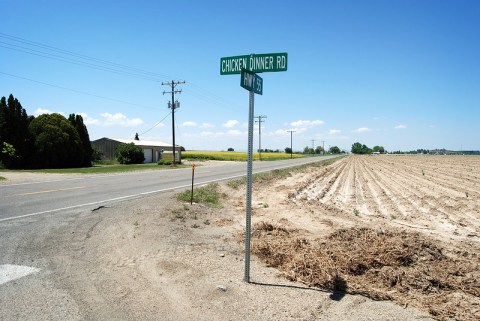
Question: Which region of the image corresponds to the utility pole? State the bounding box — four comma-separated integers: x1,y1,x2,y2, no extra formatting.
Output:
321,140,325,155
287,130,295,159
254,115,266,160
162,80,185,166
311,139,315,152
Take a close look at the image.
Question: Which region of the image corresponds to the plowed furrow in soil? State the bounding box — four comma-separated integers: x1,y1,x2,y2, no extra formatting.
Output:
295,158,348,201
390,157,480,197
371,159,480,237
348,157,391,217
378,160,477,199
321,156,354,205
317,157,375,216
358,157,422,220
335,156,356,205
355,158,407,219
371,161,457,214
368,166,459,235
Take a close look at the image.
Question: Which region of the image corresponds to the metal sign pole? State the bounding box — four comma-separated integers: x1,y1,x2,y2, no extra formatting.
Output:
220,52,287,282
244,90,254,283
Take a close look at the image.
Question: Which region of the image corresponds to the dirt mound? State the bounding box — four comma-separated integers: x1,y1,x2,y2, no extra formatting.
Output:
251,223,480,320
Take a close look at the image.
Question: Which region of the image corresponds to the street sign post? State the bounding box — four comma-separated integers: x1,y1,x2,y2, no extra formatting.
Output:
220,52,288,75
241,69,263,95
220,52,287,283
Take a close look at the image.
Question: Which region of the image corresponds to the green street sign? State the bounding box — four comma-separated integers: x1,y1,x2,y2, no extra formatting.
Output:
220,52,288,75
240,69,263,95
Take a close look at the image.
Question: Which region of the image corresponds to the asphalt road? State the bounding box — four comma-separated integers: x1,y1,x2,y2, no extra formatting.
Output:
0,156,340,223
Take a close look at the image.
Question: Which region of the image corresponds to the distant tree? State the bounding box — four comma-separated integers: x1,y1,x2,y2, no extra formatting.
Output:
363,144,372,154
373,146,385,154
285,147,292,154
134,133,139,140
315,146,324,154
303,146,315,154
68,113,93,167
351,142,372,154
329,146,341,154
227,147,234,152
115,143,144,164
0,94,33,168
91,147,103,163
29,113,84,168
351,142,362,154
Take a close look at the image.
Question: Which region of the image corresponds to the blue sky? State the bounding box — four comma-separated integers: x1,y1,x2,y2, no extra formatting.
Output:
1,0,479,152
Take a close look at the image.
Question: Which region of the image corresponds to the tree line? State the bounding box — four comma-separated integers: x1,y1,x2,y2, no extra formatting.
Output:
296,145,343,154
351,142,385,154
0,94,93,169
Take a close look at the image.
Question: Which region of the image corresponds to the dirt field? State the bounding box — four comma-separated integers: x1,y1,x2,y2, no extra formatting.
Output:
242,155,479,320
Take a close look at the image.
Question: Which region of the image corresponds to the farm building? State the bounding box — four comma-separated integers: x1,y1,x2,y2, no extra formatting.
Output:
91,137,182,163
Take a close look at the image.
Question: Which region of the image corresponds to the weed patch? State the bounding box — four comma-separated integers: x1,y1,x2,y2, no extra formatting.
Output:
177,183,223,207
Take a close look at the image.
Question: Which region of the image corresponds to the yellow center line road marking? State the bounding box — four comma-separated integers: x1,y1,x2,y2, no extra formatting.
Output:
14,186,86,196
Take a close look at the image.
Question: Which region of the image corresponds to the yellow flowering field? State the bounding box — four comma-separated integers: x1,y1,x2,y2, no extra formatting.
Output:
182,151,305,161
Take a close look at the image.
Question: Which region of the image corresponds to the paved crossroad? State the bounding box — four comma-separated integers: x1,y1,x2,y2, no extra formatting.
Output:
0,156,340,223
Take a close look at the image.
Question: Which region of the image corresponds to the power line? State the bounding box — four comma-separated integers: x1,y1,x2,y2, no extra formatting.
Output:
135,111,172,138
1,33,248,115
0,43,164,82
0,71,158,110
186,82,243,110
0,33,172,81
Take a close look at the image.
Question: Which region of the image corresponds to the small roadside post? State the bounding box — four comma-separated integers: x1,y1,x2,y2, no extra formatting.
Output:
190,164,195,205
220,52,287,283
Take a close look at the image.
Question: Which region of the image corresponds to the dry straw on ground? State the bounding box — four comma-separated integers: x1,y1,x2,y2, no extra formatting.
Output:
250,222,480,321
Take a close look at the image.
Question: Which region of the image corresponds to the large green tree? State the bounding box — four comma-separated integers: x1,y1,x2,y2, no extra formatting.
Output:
29,113,84,168
373,145,385,153
329,146,341,154
115,143,144,164
0,94,33,168
351,142,372,154
68,113,93,166
303,146,315,154
315,146,324,154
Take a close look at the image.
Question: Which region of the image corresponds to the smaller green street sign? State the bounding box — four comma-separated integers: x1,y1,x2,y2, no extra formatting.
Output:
221,52,288,75
240,69,263,95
